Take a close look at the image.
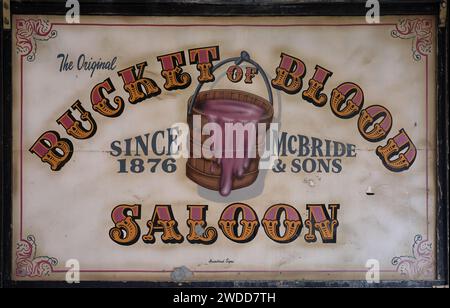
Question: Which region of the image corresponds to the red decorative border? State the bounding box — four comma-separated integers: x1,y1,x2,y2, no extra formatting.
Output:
17,21,432,276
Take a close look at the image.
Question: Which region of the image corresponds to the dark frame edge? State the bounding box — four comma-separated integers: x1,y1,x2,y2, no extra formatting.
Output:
436,2,449,287
2,279,449,289
1,4,14,289
9,0,441,16
0,1,3,290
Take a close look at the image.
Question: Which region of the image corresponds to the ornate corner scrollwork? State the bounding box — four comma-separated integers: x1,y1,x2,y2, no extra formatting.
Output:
16,235,58,278
16,18,57,62
392,235,434,280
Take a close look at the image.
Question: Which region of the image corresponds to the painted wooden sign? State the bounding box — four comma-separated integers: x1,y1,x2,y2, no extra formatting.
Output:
11,15,437,282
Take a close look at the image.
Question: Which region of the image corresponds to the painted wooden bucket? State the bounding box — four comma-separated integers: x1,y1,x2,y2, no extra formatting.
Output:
186,51,274,194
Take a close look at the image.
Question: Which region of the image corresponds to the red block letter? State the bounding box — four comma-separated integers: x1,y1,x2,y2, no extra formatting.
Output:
271,53,307,94
189,46,220,83
157,51,191,91
29,131,73,171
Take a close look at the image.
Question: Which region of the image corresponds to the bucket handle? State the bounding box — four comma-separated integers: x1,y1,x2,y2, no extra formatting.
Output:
188,51,273,115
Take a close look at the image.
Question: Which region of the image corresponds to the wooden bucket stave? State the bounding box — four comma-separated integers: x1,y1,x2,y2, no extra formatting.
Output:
186,51,274,194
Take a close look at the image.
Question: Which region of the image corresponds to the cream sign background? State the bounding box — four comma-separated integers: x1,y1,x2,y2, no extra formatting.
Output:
12,15,436,281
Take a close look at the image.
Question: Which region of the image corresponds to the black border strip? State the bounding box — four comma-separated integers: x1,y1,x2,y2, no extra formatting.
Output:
1,2,13,289
1,0,448,288
0,0,3,289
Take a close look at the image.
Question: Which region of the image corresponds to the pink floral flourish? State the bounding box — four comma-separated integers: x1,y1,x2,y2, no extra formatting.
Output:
392,235,433,280
15,18,57,62
391,18,433,61
16,235,58,278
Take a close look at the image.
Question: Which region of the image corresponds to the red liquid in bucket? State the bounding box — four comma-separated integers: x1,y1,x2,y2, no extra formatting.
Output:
199,99,265,196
